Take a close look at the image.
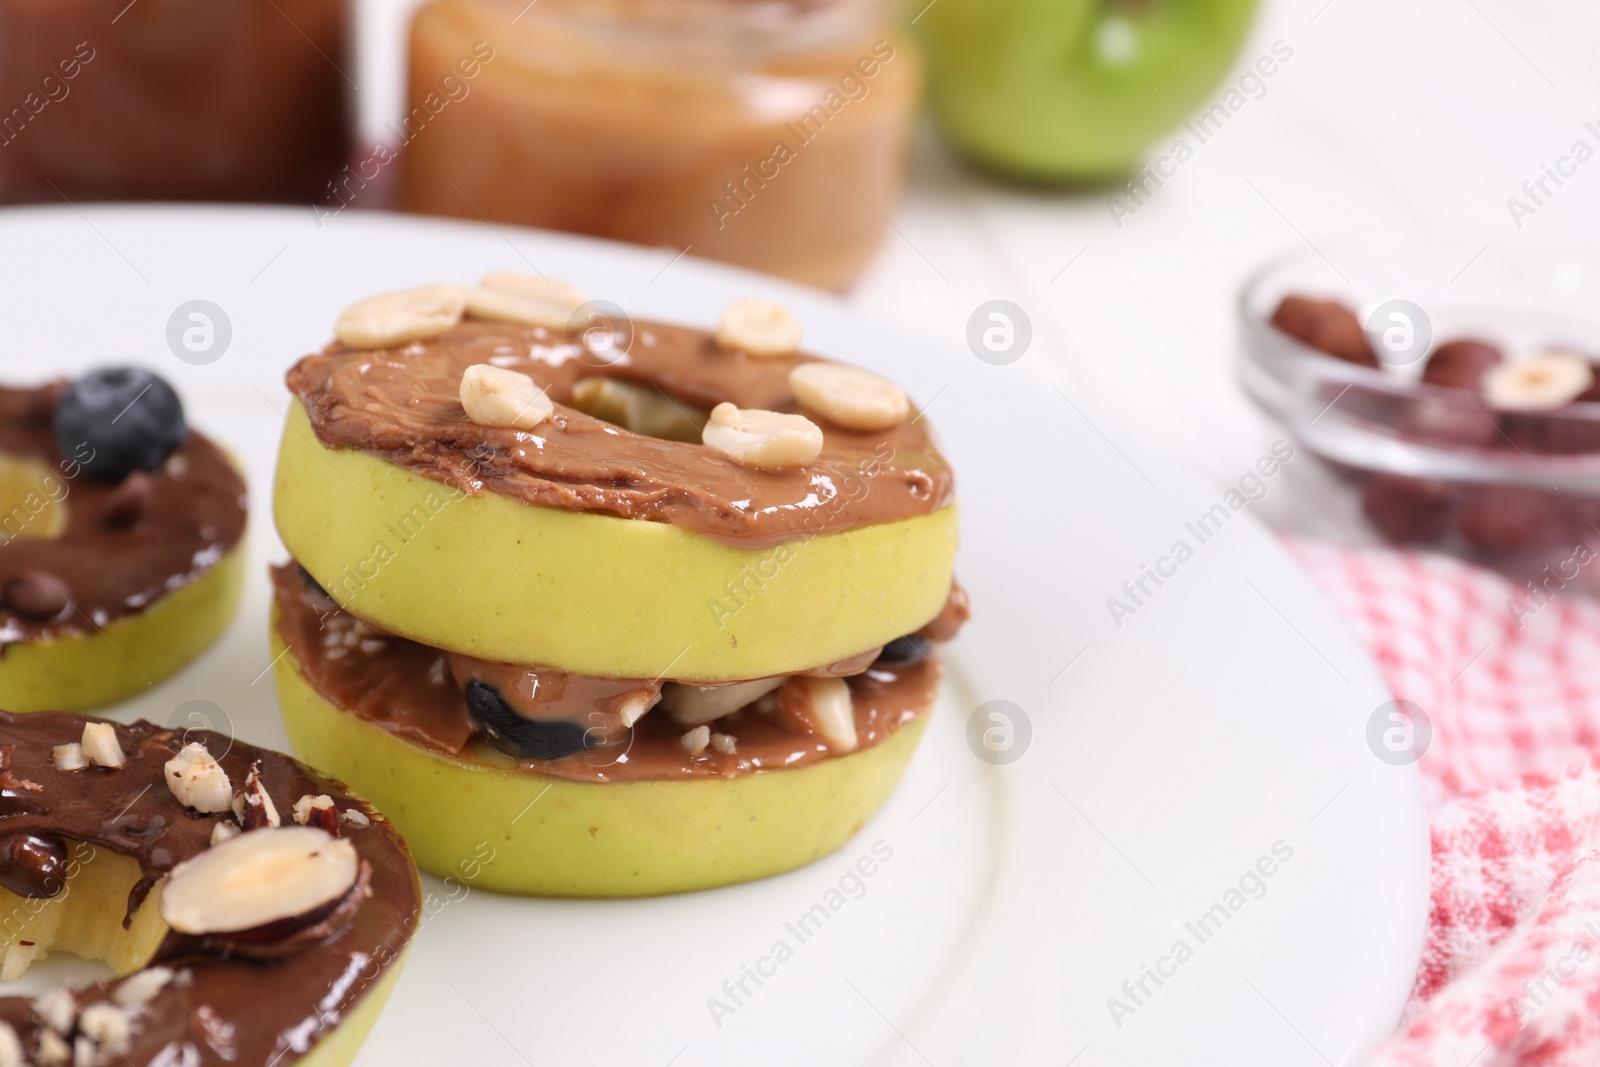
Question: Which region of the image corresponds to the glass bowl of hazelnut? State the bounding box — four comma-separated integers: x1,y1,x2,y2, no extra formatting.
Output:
1239,238,1600,566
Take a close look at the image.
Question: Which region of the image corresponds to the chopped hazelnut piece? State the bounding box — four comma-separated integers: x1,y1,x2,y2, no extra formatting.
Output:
239,761,281,830
78,1003,132,1053
679,726,711,757
52,743,88,772
36,1029,69,1065
1,941,37,982
112,966,174,1009
710,733,738,756
210,821,240,846
80,723,125,769
163,743,233,814
293,794,339,834
778,676,858,753
339,808,372,829
33,988,75,1034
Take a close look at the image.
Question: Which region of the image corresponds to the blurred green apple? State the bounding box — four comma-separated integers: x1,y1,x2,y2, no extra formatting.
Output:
916,0,1260,182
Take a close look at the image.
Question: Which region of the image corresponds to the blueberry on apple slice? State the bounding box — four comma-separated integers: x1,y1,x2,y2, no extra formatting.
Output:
53,367,187,483
875,635,931,667
465,680,600,761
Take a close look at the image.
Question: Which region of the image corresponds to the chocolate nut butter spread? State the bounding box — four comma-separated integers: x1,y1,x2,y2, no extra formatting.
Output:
285,319,953,548
0,711,418,1065
0,385,247,648
272,563,941,783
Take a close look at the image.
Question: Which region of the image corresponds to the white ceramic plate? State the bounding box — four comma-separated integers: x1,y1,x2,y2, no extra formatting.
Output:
0,206,1426,1066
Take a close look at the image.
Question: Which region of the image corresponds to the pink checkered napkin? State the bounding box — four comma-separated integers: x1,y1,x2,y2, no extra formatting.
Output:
1288,541,1600,1066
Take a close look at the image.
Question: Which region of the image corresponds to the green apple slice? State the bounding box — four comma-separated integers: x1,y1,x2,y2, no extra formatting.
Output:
0,844,407,1067
0,545,245,713
274,400,957,680
273,628,932,897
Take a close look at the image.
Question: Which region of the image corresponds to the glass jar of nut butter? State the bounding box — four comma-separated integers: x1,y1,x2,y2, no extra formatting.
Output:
401,0,921,290
0,0,352,203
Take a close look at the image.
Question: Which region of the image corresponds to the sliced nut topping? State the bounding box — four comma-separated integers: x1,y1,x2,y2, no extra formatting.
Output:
52,743,87,773
1482,351,1594,411
617,691,658,729
239,761,281,830
339,808,372,829
293,794,339,835
779,676,858,753
661,677,784,727
112,967,174,1010
1,940,37,982
467,273,587,330
482,271,587,307
36,1029,69,1066
702,402,822,470
334,284,467,350
78,1003,133,1054
710,732,738,756
210,821,240,846
158,826,359,936
460,364,554,431
717,297,801,357
80,723,125,769
163,743,233,814
33,988,75,1034
788,361,910,431
0,1021,19,1067
679,725,711,757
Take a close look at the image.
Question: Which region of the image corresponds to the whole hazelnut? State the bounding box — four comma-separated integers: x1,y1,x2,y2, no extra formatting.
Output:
3,571,69,620
1421,340,1503,391
1270,295,1379,368
99,470,153,529
1458,485,1582,553
1362,477,1458,544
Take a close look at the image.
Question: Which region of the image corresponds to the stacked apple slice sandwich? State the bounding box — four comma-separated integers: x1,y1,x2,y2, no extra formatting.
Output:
269,276,964,896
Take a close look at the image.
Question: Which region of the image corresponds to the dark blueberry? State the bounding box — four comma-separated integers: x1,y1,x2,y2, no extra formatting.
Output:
875,635,931,668
298,563,332,600
52,367,187,483
465,680,599,761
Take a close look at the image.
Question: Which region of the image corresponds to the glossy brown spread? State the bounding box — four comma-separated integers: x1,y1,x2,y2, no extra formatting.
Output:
285,319,953,548
0,384,248,649
272,564,939,783
0,710,419,1065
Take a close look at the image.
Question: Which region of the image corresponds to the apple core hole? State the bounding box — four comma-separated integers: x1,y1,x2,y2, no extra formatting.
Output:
566,377,708,443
